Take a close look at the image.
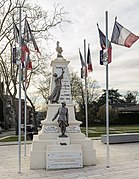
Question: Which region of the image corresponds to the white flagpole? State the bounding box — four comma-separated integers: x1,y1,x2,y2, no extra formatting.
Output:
24,69,27,157
18,6,22,174
84,39,88,137
105,11,110,168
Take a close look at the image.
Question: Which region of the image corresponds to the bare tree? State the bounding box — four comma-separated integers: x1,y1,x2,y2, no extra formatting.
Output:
0,0,69,133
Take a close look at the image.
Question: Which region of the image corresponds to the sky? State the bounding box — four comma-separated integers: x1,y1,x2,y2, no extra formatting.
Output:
34,0,139,95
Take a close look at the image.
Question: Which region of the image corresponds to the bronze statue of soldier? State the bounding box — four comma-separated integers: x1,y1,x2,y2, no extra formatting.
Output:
52,101,69,137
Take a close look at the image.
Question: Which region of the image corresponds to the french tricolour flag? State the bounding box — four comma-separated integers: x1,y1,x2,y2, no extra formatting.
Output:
111,20,139,48
97,24,112,65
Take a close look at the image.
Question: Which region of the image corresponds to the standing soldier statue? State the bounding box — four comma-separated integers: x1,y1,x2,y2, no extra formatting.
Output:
52,101,69,137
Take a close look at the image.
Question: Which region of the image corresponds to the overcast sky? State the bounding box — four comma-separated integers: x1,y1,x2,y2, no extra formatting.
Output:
35,0,139,94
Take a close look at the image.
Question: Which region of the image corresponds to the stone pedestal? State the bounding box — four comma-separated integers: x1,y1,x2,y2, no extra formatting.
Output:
30,133,96,169
30,57,96,170
57,136,70,145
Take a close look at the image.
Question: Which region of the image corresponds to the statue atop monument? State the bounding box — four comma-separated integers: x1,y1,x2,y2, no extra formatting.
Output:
56,41,63,58
48,68,64,103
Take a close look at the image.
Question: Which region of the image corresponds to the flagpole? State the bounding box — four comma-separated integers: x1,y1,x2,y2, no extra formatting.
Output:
18,5,22,174
105,11,110,168
23,19,27,156
84,39,88,137
24,68,27,157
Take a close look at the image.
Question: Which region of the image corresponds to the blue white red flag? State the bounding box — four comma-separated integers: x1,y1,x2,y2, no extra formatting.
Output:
79,49,86,78
87,45,93,72
97,24,112,65
111,20,139,48
24,19,40,53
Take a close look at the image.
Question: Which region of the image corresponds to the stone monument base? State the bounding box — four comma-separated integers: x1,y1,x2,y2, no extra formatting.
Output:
30,132,96,170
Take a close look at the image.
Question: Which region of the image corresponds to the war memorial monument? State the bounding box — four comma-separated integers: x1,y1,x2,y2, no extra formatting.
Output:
30,42,96,170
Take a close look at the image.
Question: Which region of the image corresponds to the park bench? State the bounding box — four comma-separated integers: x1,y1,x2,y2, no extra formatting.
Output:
101,133,139,144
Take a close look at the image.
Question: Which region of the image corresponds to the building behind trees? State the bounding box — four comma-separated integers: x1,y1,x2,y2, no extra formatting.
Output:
0,95,33,129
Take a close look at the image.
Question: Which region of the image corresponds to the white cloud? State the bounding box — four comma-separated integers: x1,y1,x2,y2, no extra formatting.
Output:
35,0,139,93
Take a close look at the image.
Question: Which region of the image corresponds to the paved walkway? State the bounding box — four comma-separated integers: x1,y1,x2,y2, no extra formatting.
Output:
0,140,139,179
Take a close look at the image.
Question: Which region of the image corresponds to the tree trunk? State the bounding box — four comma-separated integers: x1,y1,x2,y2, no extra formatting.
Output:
32,106,38,132
3,96,9,130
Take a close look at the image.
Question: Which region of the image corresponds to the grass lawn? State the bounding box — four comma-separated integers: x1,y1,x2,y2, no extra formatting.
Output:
81,124,139,137
1,125,139,141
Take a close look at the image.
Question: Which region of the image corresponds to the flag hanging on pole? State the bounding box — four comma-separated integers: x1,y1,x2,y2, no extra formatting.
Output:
111,19,139,48
97,23,112,65
21,45,30,63
12,47,17,64
100,49,104,65
24,18,40,53
13,22,20,44
79,49,86,78
87,44,93,72
27,60,32,70
13,21,30,65
13,21,20,64
79,48,86,67
21,51,32,69
23,18,31,43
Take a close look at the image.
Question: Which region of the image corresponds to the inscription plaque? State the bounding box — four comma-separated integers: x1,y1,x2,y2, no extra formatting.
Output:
66,126,81,133
46,151,83,169
44,126,59,133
